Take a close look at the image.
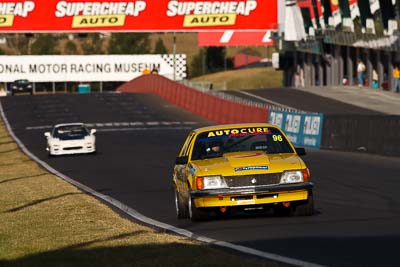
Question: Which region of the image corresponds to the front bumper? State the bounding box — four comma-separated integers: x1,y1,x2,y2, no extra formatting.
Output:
190,182,313,208
48,145,96,155
11,88,32,94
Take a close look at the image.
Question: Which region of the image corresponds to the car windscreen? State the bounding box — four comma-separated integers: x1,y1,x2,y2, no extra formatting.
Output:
53,125,89,140
191,126,294,160
15,80,30,85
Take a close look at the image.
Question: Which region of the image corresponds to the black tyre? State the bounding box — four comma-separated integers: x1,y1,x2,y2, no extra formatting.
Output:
174,187,189,219
293,194,314,216
46,147,52,157
188,197,209,221
273,204,293,217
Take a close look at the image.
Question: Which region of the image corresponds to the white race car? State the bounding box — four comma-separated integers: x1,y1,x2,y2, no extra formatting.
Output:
45,123,96,156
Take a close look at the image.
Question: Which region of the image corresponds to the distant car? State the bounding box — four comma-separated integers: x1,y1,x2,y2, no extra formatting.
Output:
172,123,314,221
44,123,96,156
9,79,33,96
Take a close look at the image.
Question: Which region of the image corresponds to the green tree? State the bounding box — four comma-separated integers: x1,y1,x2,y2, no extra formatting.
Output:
108,33,151,54
81,33,104,54
189,48,206,78
64,40,78,55
31,34,59,55
5,34,30,54
206,47,226,73
189,47,232,78
153,37,168,54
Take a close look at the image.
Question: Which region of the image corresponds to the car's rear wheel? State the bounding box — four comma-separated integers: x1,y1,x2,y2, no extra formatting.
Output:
188,197,208,221
174,187,189,219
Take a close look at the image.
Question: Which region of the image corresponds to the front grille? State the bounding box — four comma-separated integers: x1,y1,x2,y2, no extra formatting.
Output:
63,146,83,150
224,173,281,187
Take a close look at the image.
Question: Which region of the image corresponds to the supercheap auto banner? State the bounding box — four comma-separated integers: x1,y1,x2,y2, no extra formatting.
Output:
268,110,324,149
0,0,277,32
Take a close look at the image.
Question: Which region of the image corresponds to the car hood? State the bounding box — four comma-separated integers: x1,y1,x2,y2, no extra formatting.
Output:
191,151,304,176
49,135,95,144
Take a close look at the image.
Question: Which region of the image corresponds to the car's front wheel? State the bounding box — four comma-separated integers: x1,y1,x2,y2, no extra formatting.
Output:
174,187,189,219
293,194,314,216
274,193,314,217
188,197,208,221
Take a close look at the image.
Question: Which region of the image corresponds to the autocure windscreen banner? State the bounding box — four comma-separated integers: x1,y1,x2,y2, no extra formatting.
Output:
0,0,277,32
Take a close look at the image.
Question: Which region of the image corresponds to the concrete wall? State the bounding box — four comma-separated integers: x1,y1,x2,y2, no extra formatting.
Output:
321,115,400,156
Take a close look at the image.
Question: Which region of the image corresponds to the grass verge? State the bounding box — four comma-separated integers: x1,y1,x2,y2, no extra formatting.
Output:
0,118,283,267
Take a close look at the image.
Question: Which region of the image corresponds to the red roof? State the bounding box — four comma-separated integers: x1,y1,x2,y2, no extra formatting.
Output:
232,53,263,69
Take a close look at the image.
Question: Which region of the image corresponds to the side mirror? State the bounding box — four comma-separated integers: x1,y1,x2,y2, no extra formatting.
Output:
90,129,97,134
44,132,51,137
175,156,188,165
295,147,306,156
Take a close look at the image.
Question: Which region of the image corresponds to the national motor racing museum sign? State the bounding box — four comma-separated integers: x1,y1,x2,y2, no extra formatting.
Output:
0,54,188,81
0,0,277,32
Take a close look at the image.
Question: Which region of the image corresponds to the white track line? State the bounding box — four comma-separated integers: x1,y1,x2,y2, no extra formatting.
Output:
0,101,324,267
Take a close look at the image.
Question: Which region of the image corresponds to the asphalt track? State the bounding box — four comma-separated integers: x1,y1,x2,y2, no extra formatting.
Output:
2,92,400,267
224,88,384,115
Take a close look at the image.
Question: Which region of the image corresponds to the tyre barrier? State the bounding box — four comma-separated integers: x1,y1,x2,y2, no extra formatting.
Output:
117,74,268,124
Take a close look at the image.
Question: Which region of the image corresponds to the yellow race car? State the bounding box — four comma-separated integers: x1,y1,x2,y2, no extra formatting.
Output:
172,123,314,221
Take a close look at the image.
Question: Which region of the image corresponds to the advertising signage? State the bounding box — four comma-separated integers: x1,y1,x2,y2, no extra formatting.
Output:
0,0,278,32
268,110,324,149
0,54,187,81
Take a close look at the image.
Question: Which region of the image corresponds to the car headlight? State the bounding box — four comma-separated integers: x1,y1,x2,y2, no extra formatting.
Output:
196,175,228,190
27,85,32,88
280,170,306,184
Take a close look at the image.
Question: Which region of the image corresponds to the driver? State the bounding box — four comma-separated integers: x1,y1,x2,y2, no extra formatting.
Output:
206,140,222,154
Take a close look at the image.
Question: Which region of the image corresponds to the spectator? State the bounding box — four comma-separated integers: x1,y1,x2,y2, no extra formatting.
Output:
299,67,304,87
357,59,366,87
142,68,150,75
151,67,159,74
294,72,301,88
393,65,400,93
372,69,379,89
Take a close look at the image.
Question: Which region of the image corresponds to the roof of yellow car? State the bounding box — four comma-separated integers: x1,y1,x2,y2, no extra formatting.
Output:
192,123,278,133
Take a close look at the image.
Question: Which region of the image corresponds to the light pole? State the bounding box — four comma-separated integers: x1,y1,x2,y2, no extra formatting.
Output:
173,32,176,80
